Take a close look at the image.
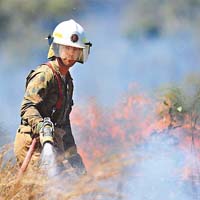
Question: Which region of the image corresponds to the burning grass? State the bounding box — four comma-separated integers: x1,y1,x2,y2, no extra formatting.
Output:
0,145,133,200
1,88,200,199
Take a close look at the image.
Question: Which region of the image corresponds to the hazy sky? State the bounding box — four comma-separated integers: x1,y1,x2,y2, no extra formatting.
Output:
1,1,200,136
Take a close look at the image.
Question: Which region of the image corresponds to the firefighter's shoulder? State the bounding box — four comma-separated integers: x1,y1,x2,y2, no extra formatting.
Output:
34,64,54,81
35,64,54,76
25,64,54,88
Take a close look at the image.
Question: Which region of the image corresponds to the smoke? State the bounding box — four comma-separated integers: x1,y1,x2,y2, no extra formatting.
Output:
1,1,200,199
69,90,200,200
1,1,200,136
0,90,200,199
123,133,189,200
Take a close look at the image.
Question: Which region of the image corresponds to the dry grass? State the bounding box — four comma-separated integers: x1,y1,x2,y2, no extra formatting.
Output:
0,144,130,200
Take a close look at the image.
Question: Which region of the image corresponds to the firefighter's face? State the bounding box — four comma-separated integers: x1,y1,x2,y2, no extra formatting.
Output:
59,45,82,65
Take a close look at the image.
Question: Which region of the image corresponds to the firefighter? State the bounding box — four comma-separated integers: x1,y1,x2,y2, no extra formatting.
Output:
14,19,92,175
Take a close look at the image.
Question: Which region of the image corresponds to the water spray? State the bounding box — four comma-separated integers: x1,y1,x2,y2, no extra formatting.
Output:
40,142,59,177
39,117,59,177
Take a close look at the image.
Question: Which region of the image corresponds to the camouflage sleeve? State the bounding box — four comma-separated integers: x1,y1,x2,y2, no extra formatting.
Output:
20,65,53,135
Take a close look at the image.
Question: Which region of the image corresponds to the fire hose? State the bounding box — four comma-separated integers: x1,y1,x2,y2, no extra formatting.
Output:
17,117,54,179
17,138,37,179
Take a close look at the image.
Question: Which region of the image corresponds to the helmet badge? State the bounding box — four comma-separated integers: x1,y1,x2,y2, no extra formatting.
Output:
71,34,79,43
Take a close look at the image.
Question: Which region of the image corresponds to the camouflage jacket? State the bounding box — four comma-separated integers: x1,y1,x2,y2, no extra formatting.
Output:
20,60,74,136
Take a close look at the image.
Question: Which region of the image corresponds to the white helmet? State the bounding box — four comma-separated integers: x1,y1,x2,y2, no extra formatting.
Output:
47,19,92,63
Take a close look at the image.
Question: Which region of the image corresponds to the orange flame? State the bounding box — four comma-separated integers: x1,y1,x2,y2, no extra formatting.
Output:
72,92,200,183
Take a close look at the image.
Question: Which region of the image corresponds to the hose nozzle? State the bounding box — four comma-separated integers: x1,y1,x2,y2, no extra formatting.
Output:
40,117,54,146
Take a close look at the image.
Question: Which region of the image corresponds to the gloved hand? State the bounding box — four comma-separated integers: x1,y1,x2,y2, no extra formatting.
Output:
62,146,86,175
39,117,54,146
67,153,87,176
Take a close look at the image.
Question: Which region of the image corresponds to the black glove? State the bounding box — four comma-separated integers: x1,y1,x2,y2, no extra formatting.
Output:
68,153,87,175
